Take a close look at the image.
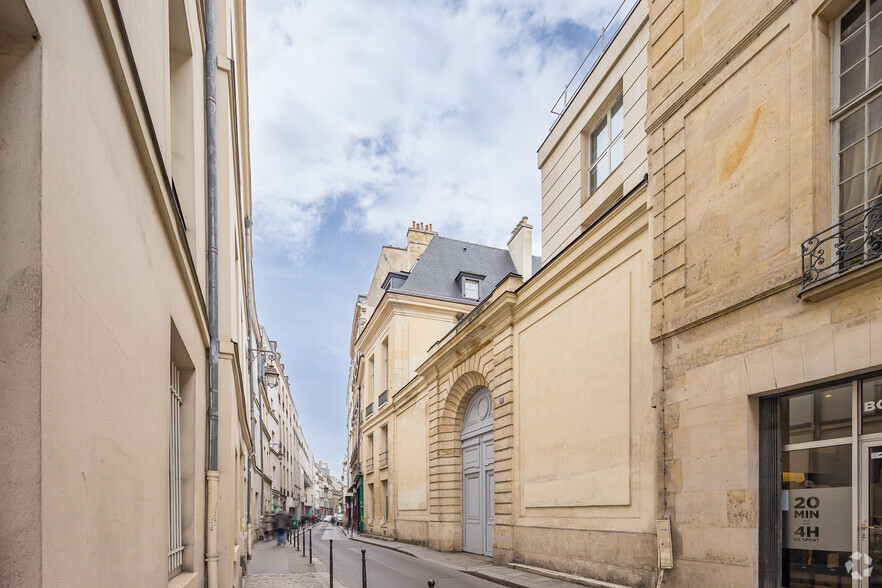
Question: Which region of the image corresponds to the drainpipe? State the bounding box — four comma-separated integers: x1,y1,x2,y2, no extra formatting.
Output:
258,352,266,514
244,217,255,557
203,0,219,585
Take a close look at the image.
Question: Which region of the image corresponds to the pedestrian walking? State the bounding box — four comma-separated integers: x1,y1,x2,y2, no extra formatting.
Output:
261,511,273,542
273,509,288,546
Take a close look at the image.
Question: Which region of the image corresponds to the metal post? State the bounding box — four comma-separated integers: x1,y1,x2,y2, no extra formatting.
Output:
428,582,435,588
309,528,312,564
361,549,367,588
329,539,334,588
301,528,305,557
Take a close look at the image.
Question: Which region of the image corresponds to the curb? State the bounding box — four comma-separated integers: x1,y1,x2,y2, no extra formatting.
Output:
348,535,419,559
347,535,568,588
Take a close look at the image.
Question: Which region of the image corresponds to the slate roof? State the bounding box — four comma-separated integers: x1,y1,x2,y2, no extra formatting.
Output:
388,236,541,305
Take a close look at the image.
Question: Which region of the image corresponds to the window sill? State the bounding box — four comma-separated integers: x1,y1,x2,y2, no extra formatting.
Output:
168,572,199,588
797,257,882,302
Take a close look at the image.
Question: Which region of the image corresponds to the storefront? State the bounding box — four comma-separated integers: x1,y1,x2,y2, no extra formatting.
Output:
760,373,882,586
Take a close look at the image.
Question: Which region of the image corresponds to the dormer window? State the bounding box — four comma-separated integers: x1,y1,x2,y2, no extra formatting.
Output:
456,271,485,300
381,271,409,291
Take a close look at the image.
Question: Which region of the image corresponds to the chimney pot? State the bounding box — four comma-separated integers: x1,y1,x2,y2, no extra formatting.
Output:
428,223,432,231
412,221,416,228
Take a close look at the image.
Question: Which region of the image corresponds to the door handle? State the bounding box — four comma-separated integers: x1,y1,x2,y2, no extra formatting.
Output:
861,525,881,529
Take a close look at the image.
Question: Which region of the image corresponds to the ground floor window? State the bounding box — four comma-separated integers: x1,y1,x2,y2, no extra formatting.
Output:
761,373,882,587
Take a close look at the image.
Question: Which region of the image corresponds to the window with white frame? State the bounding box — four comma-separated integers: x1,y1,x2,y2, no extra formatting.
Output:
463,278,479,300
589,94,624,195
169,361,183,577
834,1,882,228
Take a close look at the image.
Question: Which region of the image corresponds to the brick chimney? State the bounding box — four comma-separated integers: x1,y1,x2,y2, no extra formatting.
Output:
406,221,437,270
507,216,533,280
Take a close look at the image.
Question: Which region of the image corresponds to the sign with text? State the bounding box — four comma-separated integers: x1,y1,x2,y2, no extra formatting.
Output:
783,487,851,552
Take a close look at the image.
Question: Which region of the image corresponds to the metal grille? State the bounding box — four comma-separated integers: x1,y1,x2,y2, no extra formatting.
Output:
379,451,388,469
169,361,183,574
801,200,882,288
365,457,374,473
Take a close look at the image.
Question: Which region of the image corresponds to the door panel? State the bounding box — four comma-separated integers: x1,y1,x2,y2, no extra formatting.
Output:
463,471,482,553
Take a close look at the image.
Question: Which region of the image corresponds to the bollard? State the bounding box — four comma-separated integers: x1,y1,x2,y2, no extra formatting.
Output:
428,581,435,588
301,528,306,557
329,539,334,588
309,528,312,564
361,549,367,588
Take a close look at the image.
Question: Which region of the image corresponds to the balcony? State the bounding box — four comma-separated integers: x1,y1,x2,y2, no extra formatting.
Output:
379,451,388,469
378,390,388,407
364,402,373,418
365,457,374,474
800,202,882,297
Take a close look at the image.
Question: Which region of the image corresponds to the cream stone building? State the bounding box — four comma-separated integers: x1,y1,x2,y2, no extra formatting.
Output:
0,0,262,586
345,2,660,585
647,0,882,586
260,332,310,521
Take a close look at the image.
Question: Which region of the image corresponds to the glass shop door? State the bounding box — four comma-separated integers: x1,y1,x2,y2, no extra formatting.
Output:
859,440,882,586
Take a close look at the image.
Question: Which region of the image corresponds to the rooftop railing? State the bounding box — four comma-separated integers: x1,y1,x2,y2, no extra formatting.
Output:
801,202,882,289
549,0,641,131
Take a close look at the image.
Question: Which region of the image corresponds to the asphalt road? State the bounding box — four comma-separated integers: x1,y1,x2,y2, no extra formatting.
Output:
308,523,499,588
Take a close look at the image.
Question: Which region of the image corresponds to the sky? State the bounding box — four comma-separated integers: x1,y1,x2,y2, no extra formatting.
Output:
245,0,619,479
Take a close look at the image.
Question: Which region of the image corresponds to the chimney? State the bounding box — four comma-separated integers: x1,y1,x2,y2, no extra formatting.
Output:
507,216,534,280
406,221,437,270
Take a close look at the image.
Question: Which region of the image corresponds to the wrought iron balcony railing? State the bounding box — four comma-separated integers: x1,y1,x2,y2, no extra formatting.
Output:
364,402,373,418
378,390,388,407
364,457,374,474
379,451,388,469
801,202,882,289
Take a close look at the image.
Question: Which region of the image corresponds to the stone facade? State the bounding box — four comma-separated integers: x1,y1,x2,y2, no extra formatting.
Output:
0,1,260,586
648,0,882,585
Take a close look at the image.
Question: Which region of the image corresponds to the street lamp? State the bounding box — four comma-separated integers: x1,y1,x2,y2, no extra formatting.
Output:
249,348,279,388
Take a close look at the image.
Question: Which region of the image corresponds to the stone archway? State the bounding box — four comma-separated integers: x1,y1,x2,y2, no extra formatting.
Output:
429,370,492,554
460,387,493,556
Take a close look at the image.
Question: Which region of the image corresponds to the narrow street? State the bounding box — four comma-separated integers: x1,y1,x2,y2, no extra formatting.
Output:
245,526,327,588
308,523,501,588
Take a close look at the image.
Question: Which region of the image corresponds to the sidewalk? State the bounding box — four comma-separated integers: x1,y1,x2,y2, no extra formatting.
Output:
245,526,331,588
348,532,614,588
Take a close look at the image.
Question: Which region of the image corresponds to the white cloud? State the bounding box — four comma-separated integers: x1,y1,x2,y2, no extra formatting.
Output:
247,0,618,259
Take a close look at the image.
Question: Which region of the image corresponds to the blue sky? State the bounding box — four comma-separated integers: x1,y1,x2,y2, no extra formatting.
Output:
246,0,616,478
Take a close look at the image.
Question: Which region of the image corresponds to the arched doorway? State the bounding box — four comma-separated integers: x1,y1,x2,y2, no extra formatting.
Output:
461,387,493,556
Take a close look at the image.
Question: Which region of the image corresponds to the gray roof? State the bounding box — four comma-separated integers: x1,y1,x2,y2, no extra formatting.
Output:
388,236,540,305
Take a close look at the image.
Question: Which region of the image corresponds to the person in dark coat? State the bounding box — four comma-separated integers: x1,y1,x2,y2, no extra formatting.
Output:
273,510,288,546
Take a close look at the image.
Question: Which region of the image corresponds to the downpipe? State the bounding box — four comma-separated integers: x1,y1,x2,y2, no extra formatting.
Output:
203,0,219,584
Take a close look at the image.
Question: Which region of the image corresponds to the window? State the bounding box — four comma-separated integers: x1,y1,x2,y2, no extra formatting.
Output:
368,356,375,404
589,94,624,194
169,361,183,577
379,425,388,468
463,278,479,300
382,480,389,521
834,1,882,243
382,338,389,392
